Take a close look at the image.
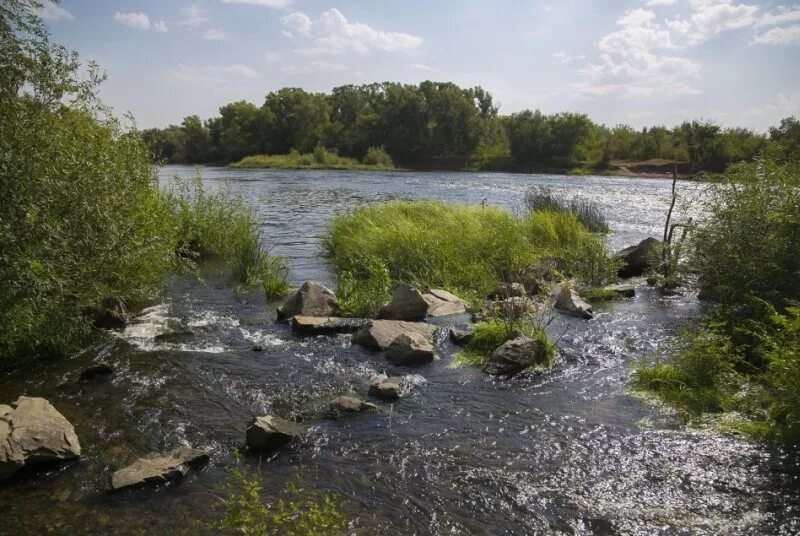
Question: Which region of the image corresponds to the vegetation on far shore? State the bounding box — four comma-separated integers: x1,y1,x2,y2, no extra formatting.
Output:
231,145,395,171
635,158,800,443
0,1,287,369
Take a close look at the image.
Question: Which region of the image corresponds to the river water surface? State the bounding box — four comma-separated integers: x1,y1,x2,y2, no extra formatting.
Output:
1,167,798,535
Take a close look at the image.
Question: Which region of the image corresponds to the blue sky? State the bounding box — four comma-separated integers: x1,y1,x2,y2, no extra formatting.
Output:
40,0,800,131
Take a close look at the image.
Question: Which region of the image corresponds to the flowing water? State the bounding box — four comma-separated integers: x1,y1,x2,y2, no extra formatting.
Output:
1,167,798,535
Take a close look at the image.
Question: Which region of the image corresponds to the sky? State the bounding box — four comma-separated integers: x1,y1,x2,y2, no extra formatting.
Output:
39,0,800,131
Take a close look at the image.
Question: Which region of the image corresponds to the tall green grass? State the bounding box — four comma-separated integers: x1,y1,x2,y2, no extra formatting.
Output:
322,200,611,316
524,186,609,233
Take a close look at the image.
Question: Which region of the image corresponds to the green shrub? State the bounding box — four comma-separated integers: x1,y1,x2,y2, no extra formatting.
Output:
566,236,622,287
762,307,800,443
362,146,394,167
231,150,396,171
210,466,346,536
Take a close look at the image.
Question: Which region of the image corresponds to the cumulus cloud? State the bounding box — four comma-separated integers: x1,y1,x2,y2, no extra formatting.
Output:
286,9,422,56
281,12,312,37
645,0,678,6
221,0,293,7
113,12,151,30
38,0,74,21
753,24,800,45
667,1,760,46
180,6,211,28
154,21,168,33
757,7,800,27
552,52,586,64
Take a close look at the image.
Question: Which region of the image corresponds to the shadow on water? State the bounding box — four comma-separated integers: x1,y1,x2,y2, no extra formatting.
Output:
1,167,798,535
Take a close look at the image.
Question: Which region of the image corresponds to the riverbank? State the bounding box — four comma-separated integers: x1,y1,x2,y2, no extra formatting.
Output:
230,148,397,171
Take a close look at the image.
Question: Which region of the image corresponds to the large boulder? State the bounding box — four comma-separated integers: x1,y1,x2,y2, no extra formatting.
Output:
449,327,473,346
386,332,436,365
277,282,339,321
482,336,547,376
422,289,468,317
329,396,377,418
0,396,81,479
290,316,370,335
245,415,304,451
555,285,593,319
368,377,402,401
110,447,209,491
352,320,437,351
614,237,662,278
487,283,526,300
379,284,428,321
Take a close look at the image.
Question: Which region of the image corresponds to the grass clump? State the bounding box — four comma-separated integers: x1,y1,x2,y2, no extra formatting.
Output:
524,186,609,233
210,466,346,535
454,317,557,369
230,146,396,171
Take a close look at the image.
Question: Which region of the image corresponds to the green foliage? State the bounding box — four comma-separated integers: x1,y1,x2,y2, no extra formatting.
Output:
231,150,395,171
362,146,393,167
210,466,346,536
523,186,609,233
761,307,800,443
567,236,622,287
454,318,557,369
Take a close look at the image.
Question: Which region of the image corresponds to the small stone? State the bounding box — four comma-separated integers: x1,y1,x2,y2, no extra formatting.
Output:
448,327,473,346
352,320,437,350
483,336,547,376
252,344,265,352
291,316,370,335
386,332,436,365
554,285,593,319
78,363,114,383
368,377,401,401
329,396,377,417
245,415,304,451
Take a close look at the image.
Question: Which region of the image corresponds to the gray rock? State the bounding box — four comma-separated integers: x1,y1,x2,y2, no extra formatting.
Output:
386,332,436,365
110,447,209,491
490,296,540,320
606,284,636,298
0,397,81,479
379,284,428,321
422,289,468,317
78,363,113,383
483,336,547,376
522,257,571,285
245,415,304,451
291,315,370,335
329,396,377,417
488,282,526,300
448,327,473,346
277,281,339,322
87,297,128,330
614,237,662,278
555,285,593,319
368,377,402,400
352,320,437,351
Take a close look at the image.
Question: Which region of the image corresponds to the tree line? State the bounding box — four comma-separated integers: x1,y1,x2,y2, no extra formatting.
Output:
142,82,800,173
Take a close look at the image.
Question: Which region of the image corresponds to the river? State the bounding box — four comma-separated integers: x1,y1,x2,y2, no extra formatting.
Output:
1,167,797,535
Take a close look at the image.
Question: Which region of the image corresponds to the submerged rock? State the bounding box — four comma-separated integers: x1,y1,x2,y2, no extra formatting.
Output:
448,327,473,346
614,237,662,278
555,285,593,319
488,282,526,300
483,336,547,376
386,332,436,365
368,377,402,401
245,415,304,451
78,363,114,383
0,396,81,479
110,447,209,491
379,284,428,321
423,289,468,317
277,281,339,321
352,320,437,351
87,297,128,330
291,315,370,335
329,396,377,418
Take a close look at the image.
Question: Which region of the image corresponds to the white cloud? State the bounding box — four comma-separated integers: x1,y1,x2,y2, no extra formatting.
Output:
552,52,586,64
281,12,312,36
281,61,348,74
645,0,678,6
113,12,151,31
38,0,74,21
221,0,293,7
758,7,800,27
171,63,259,83
290,8,422,56
753,24,800,45
667,2,760,46
410,63,436,71
203,28,226,40
154,21,168,33
180,6,211,28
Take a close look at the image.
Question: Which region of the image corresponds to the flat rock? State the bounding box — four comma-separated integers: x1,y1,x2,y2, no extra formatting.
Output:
449,327,473,346
291,316,370,335
605,284,636,298
0,396,81,479
423,289,468,317
379,284,428,321
386,332,436,365
245,415,304,451
277,281,339,321
110,447,209,491
368,377,402,401
555,285,593,319
483,336,547,376
329,396,377,417
352,320,437,351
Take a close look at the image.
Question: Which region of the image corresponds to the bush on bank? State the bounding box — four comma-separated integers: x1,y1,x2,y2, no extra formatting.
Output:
322,200,615,316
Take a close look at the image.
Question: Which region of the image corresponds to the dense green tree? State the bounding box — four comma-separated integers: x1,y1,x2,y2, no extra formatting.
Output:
263,88,330,153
